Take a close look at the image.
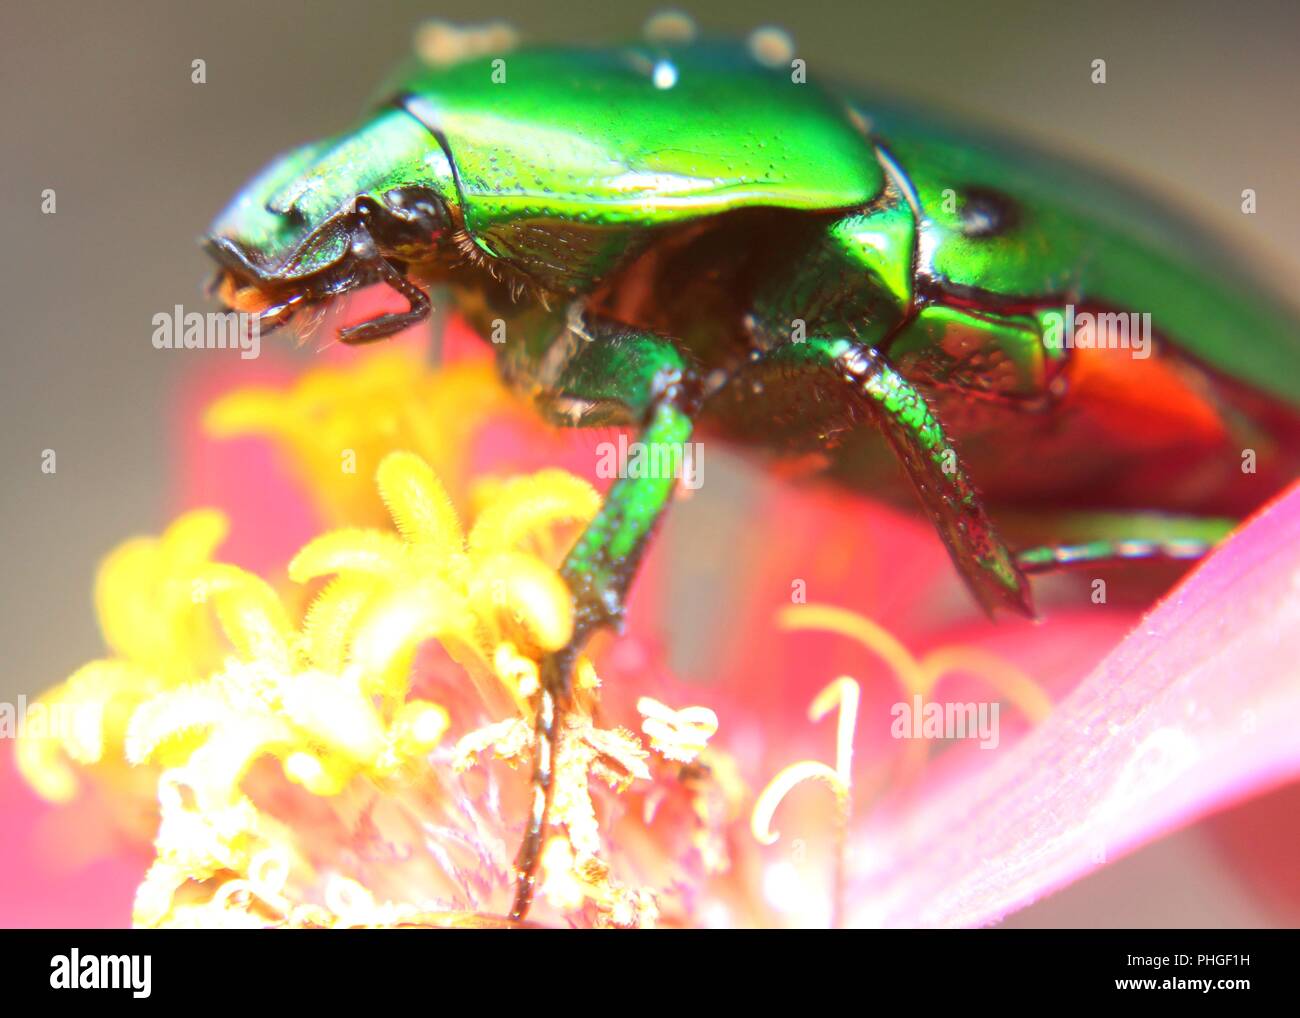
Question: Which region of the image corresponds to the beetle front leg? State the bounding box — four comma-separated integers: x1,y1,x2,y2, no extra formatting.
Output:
337,224,433,345
506,325,699,921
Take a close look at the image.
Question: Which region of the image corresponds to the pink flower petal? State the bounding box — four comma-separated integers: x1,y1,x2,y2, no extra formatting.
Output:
850,481,1300,927
0,750,148,927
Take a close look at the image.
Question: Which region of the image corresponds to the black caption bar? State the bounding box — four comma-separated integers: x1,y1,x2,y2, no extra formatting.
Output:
0,928,1288,1007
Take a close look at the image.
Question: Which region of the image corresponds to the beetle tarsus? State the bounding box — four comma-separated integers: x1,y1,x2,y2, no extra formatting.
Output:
509,667,566,921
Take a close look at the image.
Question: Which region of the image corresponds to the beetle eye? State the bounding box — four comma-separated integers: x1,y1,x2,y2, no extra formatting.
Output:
383,188,449,233
355,188,449,253
959,187,1019,238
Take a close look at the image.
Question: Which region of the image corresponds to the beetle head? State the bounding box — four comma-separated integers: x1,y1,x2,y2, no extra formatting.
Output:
205,107,460,343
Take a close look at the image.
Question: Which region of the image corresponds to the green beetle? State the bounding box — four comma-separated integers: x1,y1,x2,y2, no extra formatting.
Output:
205,27,1300,919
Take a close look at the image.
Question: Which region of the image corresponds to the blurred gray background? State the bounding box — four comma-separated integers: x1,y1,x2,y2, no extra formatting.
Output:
2,0,1297,926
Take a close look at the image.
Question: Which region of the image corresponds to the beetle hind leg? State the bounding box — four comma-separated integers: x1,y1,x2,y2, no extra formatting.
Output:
1007,511,1234,576
1017,537,1214,574
744,337,1035,618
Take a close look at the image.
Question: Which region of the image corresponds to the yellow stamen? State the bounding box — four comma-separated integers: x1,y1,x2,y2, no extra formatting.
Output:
751,676,859,928
637,696,719,763
779,604,1052,780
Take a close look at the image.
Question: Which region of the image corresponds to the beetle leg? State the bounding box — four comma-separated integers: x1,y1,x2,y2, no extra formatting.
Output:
1017,538,1215,573
337,225,433,345
506,321,700,921
1006,511,1233,574
750,336,1034,618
